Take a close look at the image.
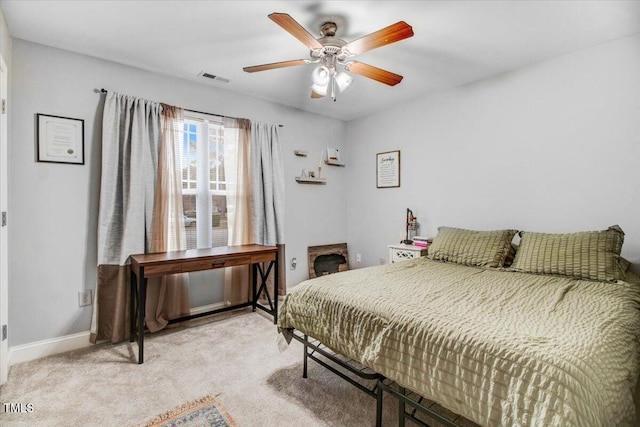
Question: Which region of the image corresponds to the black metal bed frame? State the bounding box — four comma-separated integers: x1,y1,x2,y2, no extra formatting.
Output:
287,330,385,426
286,329,461,427
380,382,459,427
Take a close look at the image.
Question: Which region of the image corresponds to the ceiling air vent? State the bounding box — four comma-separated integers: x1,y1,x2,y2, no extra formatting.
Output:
198,71,230,83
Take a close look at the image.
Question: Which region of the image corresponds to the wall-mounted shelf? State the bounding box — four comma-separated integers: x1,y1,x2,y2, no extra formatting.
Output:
295,177,326,184
294,150,308,157
325,160,345,167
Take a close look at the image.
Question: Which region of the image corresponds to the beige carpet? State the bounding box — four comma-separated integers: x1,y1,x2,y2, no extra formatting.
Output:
0,310,470,427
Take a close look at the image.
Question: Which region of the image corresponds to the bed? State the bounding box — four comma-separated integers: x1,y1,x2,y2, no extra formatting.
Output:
278,225,640,426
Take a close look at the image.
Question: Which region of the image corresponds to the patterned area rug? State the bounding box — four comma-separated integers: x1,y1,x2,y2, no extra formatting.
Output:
138,395,238,427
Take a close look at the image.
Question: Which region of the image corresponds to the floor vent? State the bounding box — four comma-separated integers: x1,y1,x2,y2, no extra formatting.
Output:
198,71,230,83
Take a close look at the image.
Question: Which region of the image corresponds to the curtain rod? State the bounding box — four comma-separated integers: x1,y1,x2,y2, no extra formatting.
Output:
98,88,283,127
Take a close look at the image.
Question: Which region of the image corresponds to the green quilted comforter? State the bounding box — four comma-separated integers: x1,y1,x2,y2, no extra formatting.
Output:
278,258,640,426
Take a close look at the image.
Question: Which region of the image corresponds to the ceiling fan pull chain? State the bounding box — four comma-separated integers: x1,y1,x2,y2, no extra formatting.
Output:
331,75,336,101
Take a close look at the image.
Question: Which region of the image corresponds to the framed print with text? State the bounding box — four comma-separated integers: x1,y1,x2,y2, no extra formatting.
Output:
376,150,400,188
37,113,84,165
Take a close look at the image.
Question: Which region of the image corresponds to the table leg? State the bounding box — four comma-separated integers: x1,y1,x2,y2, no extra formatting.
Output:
252,263,257,312
273,252,279,325
129,270,136,343
137,274,147,364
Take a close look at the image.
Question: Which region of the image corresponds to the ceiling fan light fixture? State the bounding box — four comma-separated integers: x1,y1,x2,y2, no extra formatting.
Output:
311,83,328,97
311,65,331,86
335,71,353,93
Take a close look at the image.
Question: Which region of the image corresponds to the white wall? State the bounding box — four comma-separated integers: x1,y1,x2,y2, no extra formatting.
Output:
9,39,347,346
346,33,640,270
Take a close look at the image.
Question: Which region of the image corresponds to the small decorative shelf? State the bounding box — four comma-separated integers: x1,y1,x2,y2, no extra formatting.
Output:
295,177,326,184
294,150,308,157
325,160,345,167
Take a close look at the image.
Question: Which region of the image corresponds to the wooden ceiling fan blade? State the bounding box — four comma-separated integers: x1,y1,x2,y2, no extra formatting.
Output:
269,12,323,50
243,59,309,73
310,90,325,99
343,21,413,56
346,61,404,86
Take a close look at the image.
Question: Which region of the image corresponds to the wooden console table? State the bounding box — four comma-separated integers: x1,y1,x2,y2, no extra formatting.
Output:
129,244,279,364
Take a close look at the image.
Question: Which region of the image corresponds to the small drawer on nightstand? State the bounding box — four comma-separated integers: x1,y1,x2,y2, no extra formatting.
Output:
388,244,428,263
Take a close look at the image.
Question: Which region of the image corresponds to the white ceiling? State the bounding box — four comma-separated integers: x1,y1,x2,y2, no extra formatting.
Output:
2,1,640,121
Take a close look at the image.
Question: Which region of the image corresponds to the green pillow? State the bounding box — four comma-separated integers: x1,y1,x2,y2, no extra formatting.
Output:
510,225,626,282
427,226,518,268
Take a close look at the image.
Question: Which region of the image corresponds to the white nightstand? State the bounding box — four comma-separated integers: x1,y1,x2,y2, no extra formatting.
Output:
388,243,428,263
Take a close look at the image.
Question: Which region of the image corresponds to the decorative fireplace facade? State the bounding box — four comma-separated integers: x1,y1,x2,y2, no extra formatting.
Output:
307,243,349,279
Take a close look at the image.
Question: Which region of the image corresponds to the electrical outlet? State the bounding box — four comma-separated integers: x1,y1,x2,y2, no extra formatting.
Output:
290,257,297,270
78,290,93,307
356,253,362,263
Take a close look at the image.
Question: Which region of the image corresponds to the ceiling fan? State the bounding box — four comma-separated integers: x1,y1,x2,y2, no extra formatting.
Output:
243,13,414,101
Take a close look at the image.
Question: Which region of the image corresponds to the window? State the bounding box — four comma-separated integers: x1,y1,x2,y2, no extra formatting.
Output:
181,113,228,249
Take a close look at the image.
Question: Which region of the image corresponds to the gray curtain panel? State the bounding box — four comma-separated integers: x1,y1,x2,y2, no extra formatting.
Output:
250,121,286,296
97,93,162,266
91,92,162,343
250,121,285,246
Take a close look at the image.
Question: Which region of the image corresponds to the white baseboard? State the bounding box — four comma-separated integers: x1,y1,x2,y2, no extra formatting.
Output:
190,301,228,316
7,299,281,366
9,331,92,366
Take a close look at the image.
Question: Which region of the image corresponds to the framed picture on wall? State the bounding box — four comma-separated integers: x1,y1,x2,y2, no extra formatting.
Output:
376,150,400,188
36,113,85,165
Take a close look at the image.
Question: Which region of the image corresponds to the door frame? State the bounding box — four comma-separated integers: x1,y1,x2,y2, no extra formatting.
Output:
0,53,9,385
